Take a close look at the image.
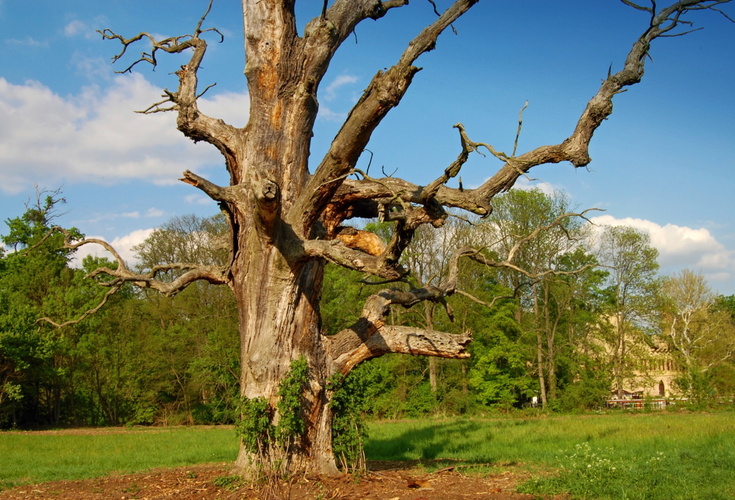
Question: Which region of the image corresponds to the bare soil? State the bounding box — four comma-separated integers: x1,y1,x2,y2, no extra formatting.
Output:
0,461,547,499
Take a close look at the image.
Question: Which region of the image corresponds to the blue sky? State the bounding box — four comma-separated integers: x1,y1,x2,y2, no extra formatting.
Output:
1,1,734,293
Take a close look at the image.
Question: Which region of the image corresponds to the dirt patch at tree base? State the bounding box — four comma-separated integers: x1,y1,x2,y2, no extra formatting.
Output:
0,462,552,499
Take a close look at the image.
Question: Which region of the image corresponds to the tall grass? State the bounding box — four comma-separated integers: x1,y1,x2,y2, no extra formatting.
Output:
365,412,735,499
0,426,238,490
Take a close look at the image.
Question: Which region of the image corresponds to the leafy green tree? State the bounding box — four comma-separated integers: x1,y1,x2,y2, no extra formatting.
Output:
595,225,660,398
0,190,89,427
550,248,612,410
467,288,535,412
478,189,593,408
322,255,471,418
321,264,370,337
661,271,735,404
132,214,240,424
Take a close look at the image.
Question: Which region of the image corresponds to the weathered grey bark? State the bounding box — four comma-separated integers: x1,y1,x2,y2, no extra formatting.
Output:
50,0,732,478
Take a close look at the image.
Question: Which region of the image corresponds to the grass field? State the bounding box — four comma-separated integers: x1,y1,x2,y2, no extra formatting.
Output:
0,426,238,490
1,412,734,498
366,411,735,499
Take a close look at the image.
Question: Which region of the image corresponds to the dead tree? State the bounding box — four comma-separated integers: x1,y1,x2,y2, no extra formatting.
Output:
57,0,732,477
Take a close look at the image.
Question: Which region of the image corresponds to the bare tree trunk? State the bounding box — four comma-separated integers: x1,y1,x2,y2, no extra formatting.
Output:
533,283,548,408
229,239,338,476
425,303,438,393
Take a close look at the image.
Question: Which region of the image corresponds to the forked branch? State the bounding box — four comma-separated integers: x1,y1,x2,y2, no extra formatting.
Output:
321,206,603,374
294,0,479,231
98,0,238,165
324,0,732,235
325,282,472,374
40,227,231,328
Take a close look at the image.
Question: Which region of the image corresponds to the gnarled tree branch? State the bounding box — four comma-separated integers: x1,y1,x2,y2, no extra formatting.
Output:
473,0,734,200
180,170,235,203
54,227,230,294
293,0,479,232
324,204,600,375
325,284,472,374
302,239,406,281
322,0,733,244
98,0,240,177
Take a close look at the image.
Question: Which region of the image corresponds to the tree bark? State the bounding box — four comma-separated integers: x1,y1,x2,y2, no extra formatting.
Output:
230,250,339,476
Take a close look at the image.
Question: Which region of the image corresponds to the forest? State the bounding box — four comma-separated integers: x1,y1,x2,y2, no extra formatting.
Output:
1,188,735,431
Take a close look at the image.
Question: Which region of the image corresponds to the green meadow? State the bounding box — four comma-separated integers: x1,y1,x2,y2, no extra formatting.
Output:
2,412,734,499
366,412,735,499
0,426,237,490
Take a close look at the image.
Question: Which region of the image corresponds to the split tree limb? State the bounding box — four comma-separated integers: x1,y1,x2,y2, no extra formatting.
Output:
327,323,472,375
180,170,235,203
325,284,472,374
317,201,603,374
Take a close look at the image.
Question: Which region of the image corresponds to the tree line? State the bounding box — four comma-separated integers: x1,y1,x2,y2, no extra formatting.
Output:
1,189,734,429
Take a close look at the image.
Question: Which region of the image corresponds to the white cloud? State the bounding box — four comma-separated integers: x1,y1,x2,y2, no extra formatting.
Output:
71,228,154,268
0,76,249,194
197,89,249,128
63,20,87,37
146,207,165,218
464,176,559,194
512,177,558,196
70,55,114,82
317,105,347,122
591,215,735,288
73,206,167,227
63,16,108,40
184,193,216,206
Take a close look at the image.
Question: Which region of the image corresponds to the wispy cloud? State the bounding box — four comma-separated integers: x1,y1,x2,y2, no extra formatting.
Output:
317,105,348,122
146,207,165,218
63,20,87,37
6,36,47,47
63,16,108,40
185,193,216,206
322,74,358,101
74,207,167,226
317,74,359,122
512,177,559,196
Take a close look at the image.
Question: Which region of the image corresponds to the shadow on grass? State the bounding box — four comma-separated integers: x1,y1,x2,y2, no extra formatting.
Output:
364,419,510,471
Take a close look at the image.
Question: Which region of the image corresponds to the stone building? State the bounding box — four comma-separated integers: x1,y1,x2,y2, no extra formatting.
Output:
622,340,680,399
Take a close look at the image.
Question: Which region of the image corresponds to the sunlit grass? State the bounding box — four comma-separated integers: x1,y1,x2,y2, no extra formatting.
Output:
0,426,238,490
2,412,734,499
365,412,735,499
